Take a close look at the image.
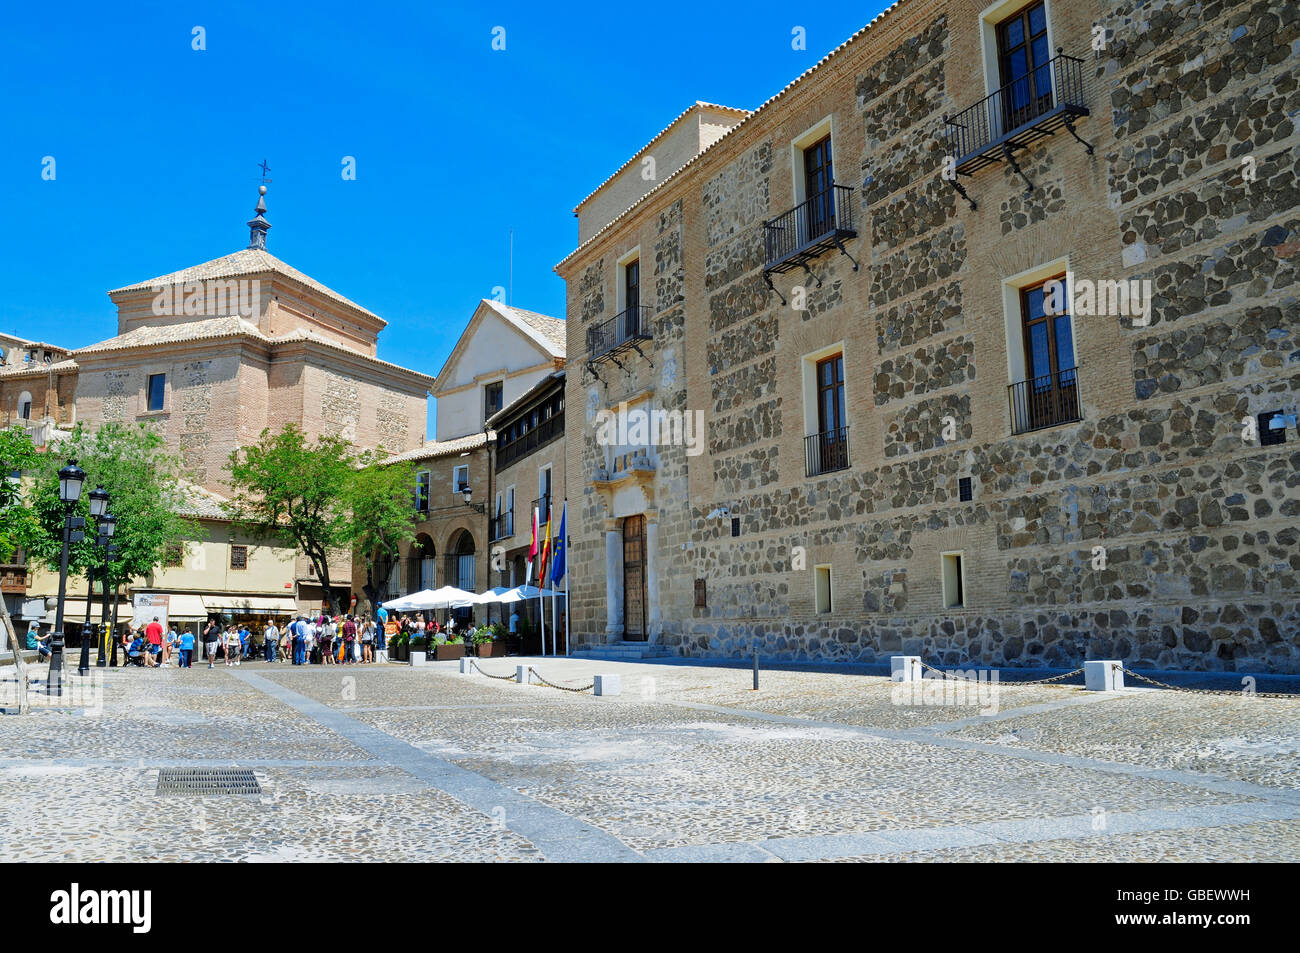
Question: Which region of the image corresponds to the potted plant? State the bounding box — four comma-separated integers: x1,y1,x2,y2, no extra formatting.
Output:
433,634,465,661
473,626,499,657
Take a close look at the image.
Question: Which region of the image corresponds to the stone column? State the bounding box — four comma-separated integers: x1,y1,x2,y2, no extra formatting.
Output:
603,517,624,643
645,508,661,642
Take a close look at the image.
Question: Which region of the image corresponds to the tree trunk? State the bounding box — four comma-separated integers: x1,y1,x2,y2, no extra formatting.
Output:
0,598,30,715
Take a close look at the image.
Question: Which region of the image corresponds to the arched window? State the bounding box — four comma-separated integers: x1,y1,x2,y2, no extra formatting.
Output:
17,391,33,420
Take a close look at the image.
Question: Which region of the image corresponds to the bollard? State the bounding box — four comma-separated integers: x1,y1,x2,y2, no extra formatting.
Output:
593,674,621,696
516,665,529,684
1084,660,1124,692
753,651,759,691
890,656,922,683
458,658,475,675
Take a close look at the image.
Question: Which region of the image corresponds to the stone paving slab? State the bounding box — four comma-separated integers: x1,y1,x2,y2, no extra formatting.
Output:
0,658,1295,862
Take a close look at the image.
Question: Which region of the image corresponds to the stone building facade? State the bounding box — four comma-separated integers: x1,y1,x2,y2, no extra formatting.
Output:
20,189,435,624
557,0,1300,672
488,371,567,598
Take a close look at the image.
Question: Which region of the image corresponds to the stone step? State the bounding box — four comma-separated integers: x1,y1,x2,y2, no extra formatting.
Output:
573,643,673,660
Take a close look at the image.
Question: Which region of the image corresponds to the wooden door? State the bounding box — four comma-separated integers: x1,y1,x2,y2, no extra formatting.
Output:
622,515,647,641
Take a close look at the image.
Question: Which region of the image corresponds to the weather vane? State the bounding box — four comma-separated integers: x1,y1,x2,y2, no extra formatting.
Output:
256,160,272,186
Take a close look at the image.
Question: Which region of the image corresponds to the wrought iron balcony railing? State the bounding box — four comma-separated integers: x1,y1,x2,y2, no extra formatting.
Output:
497,412,563,470
490,510,514,542
943,51,1091,178
530,495,553,524
1008,366,1081,435
804,426,850,478
763,185,857,276
587,306,651,363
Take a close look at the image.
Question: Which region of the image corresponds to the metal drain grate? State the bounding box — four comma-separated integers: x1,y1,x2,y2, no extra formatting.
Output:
155,768,261,796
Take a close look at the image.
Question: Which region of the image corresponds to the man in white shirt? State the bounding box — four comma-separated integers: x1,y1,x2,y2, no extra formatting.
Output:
264,621,279,662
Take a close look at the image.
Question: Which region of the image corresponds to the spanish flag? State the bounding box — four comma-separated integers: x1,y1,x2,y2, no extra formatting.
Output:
539,506,553,583
527,506,539,584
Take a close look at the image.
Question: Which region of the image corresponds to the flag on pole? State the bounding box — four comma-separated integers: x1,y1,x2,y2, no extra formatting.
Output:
527,506,539,584
539,506,553,583
550,503,566,584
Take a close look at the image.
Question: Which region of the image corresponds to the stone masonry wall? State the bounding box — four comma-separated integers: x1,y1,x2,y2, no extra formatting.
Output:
560,0,1300,673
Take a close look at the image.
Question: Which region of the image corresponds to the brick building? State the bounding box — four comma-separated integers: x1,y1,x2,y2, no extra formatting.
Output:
20,187,435,629
557,0,1300,672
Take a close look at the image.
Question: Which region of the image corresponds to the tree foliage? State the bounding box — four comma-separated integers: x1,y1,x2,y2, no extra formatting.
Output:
225,425,357,614
23,423,201,591
347,452,418,614
0,425,40,559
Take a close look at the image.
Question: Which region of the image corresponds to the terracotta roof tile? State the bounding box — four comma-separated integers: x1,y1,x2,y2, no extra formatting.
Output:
108,248,384,324
555,0,911,271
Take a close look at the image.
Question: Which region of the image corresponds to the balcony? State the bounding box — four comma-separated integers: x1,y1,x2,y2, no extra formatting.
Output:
763,185,857,278
490,510,514,542
587,306,651,365
943,51,1091,193
804,426,850,478
497,412,562,470
530,495,553,524
1008,366,1081,435
0,564,28,594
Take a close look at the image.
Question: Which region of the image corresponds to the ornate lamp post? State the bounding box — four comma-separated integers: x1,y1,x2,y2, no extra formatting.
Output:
50,459,87,695
81,488,109,675
96,513,118,667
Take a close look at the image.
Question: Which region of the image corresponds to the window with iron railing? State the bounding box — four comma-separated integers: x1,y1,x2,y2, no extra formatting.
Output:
804,426,850,478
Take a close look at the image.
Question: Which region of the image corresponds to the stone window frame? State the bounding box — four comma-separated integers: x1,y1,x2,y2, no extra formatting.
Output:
452,463,469,493
482,379,504,426
814,564,833,614
800,341,849,444
17,390,33,420
145,372,167,413
1000,257,1077,389
790,115,838,208
615,246,641,316
977,0,1061,142
941,551,966,609
415,470,431,512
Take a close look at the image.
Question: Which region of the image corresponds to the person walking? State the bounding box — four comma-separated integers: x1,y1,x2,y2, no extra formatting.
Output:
292,617,307,666
178,628,195,668
202,619,220,668
264,620,279,663
222,625,240,667
342,615,357,664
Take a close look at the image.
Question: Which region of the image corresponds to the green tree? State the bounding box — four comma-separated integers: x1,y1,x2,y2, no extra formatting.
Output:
225,424,356,614
0,426,41,648
26,424,201,606
0,425,40,557
347,452,418,616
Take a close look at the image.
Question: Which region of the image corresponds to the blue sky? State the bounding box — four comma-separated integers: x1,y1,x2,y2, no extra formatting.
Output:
3,0,889,429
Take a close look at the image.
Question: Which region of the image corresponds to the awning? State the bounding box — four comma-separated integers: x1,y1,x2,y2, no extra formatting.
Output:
139,594,209,622
201,595,299,615
40,600,98,627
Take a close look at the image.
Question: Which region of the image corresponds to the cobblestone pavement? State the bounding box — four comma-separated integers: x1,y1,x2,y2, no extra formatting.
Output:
1,657,1296,862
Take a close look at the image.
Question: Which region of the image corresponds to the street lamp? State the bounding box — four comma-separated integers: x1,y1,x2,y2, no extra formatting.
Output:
460,484,485,514
50,459,87,695
90,510,117,670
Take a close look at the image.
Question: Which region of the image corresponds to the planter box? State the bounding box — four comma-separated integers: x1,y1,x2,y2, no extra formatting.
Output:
409,650,427,667
390,644,407,662
476,642,505,658
434,644,466,661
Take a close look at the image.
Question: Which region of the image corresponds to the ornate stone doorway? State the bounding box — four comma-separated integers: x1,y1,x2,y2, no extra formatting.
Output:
622,515,647,641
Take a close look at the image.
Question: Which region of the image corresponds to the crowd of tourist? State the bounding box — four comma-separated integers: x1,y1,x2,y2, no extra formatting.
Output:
21,606,519,669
